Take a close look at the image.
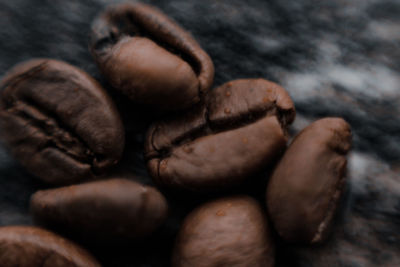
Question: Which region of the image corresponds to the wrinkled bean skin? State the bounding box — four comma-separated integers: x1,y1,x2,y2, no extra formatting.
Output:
172,196,275,267
266,118,352,244
89,3,214,111
0,59,124,185
0,226,101,267
145,79,295,192
30,179,168,244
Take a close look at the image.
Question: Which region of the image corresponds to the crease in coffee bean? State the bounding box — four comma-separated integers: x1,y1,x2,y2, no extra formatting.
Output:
312,163,347,243
3,88,105,174
148,100,287,162
94,6,201,75
7,100,96,165
91,3,203,96
1,63,117,174
124,8,200,73
149,100,289,181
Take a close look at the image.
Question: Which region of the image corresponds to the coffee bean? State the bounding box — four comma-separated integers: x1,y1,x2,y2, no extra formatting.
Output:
0,226,100,267
145,79,295,192
0,59,124,185
266,118,352,244
89,2,214,110
30,178,168,244
172,196,275,267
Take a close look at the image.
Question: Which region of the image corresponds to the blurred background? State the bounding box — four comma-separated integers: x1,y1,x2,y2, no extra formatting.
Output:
0,0,399,266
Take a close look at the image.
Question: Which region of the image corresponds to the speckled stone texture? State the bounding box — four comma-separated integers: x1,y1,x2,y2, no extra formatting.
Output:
0,0,399,266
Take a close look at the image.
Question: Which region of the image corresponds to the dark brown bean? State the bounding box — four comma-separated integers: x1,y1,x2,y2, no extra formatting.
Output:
30,178,168,244
266,118,352,244
89,2,214,110
0,226,101,267
0,59,124,185
145,79,295,192
172,196,275,267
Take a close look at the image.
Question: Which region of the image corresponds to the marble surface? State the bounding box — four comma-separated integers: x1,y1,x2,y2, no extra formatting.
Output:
0,0,399,266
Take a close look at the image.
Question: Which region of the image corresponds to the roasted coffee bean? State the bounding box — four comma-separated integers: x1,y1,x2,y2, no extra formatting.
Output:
145,79,295,192
30,178,168,243
0,226,101,267
266,118,352,244
0,59,124,185
89,2,214,110
172,196,275,267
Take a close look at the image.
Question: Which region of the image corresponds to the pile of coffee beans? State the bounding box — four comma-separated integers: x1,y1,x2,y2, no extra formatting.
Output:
0,2,352,267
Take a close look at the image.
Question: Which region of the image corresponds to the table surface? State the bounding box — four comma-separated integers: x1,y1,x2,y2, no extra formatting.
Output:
0,0,399,266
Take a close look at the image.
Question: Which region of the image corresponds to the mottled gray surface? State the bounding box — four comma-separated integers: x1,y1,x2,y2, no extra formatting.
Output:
0,0,399,266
